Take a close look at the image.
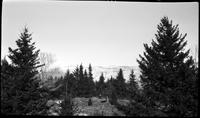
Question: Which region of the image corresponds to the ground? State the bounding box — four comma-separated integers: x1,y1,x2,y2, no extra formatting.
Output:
73,97,125,116
47,97,128,116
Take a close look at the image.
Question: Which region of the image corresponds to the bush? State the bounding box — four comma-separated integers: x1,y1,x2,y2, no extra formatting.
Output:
110,91,117,105
88,98,92,106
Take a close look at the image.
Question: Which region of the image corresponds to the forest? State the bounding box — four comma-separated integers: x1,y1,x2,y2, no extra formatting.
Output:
1,16,198,116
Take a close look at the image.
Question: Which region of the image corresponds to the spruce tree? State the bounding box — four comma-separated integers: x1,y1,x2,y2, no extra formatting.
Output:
83,69,90,97
128,69,138,99
88,64,96,96
1,58,16,114
115,68,126,98
65,70,71,96
60,94,74,116
137,16,198,116
72,66,79,97
4,27,48,115
77,64,89,97
8,27,41,78
60,71,77,116
76,64,84,96
79,64,84,80
108,76,117,105
96,73,105,97
84,69,88,79
129,70,137,87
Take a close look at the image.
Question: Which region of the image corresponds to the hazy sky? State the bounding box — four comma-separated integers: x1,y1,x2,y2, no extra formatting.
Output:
2,1,199,69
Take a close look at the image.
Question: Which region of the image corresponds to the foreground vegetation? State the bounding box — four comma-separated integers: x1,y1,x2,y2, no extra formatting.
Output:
1,16,198,116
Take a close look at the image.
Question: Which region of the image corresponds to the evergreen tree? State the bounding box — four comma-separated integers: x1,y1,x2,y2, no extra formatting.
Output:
88,64,93,80
88,64,96,96
73,66,80,80
115,68,126,98
107,76,117,105
60,72,78,116
137,16,198,116
2,27,48,115
104,76,112,98
96,73,105,96
1,58,16,114
83,69,90,97
129,70,137,87
60,94,74,116
84,69,88,79
64,70,72,96
72,66,80,96
76,64,84,96
8,27,41,78
76,64,90,97
128,69,138,98
79,64,84,80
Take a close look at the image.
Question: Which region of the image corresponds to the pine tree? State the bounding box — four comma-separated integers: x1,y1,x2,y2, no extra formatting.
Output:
1,58,16,114
60,72,78,116
76,64,90,97
4,27,48,115
73,66,80,79
83,69,90,97
79,64,84,80
88,64,96,96
65,70,71,96
137,16,198,116
96,73,105,97
115,68,126,98
84,69,88,79
88,64,93,79
128,69,138,99
129,70,137,87
72,66,79,97
76,64,84,97
8,27,41,78
107,76,117,105
60,94,74,116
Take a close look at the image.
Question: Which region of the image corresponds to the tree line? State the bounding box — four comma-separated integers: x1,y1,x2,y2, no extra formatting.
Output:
1,16,198,116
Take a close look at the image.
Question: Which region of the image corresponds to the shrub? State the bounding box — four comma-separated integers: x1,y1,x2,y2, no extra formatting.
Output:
88,98,92,106
110,91,117,105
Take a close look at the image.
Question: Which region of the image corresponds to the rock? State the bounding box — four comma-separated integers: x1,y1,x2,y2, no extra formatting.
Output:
46,100,55,107
51,112,59,116
54,99,63,104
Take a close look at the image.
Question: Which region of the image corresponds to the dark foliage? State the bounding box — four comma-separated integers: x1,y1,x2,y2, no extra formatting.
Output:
113,69,127,98
88,98,92,106
88,64,96,96
1,27,49,115
137,16,198,117
60,94,74,116
127,69,139,99
96,73,106,97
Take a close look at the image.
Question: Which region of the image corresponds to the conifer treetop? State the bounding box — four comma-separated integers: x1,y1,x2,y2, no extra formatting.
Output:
8,26,40,76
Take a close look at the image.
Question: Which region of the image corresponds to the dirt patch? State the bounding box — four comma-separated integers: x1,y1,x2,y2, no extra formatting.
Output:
73,97,125,116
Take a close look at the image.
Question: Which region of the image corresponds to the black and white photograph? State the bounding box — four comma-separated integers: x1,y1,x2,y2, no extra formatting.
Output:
1,0,199,116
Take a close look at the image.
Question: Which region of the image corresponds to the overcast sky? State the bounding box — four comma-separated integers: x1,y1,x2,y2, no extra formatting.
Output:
2,1,199,69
